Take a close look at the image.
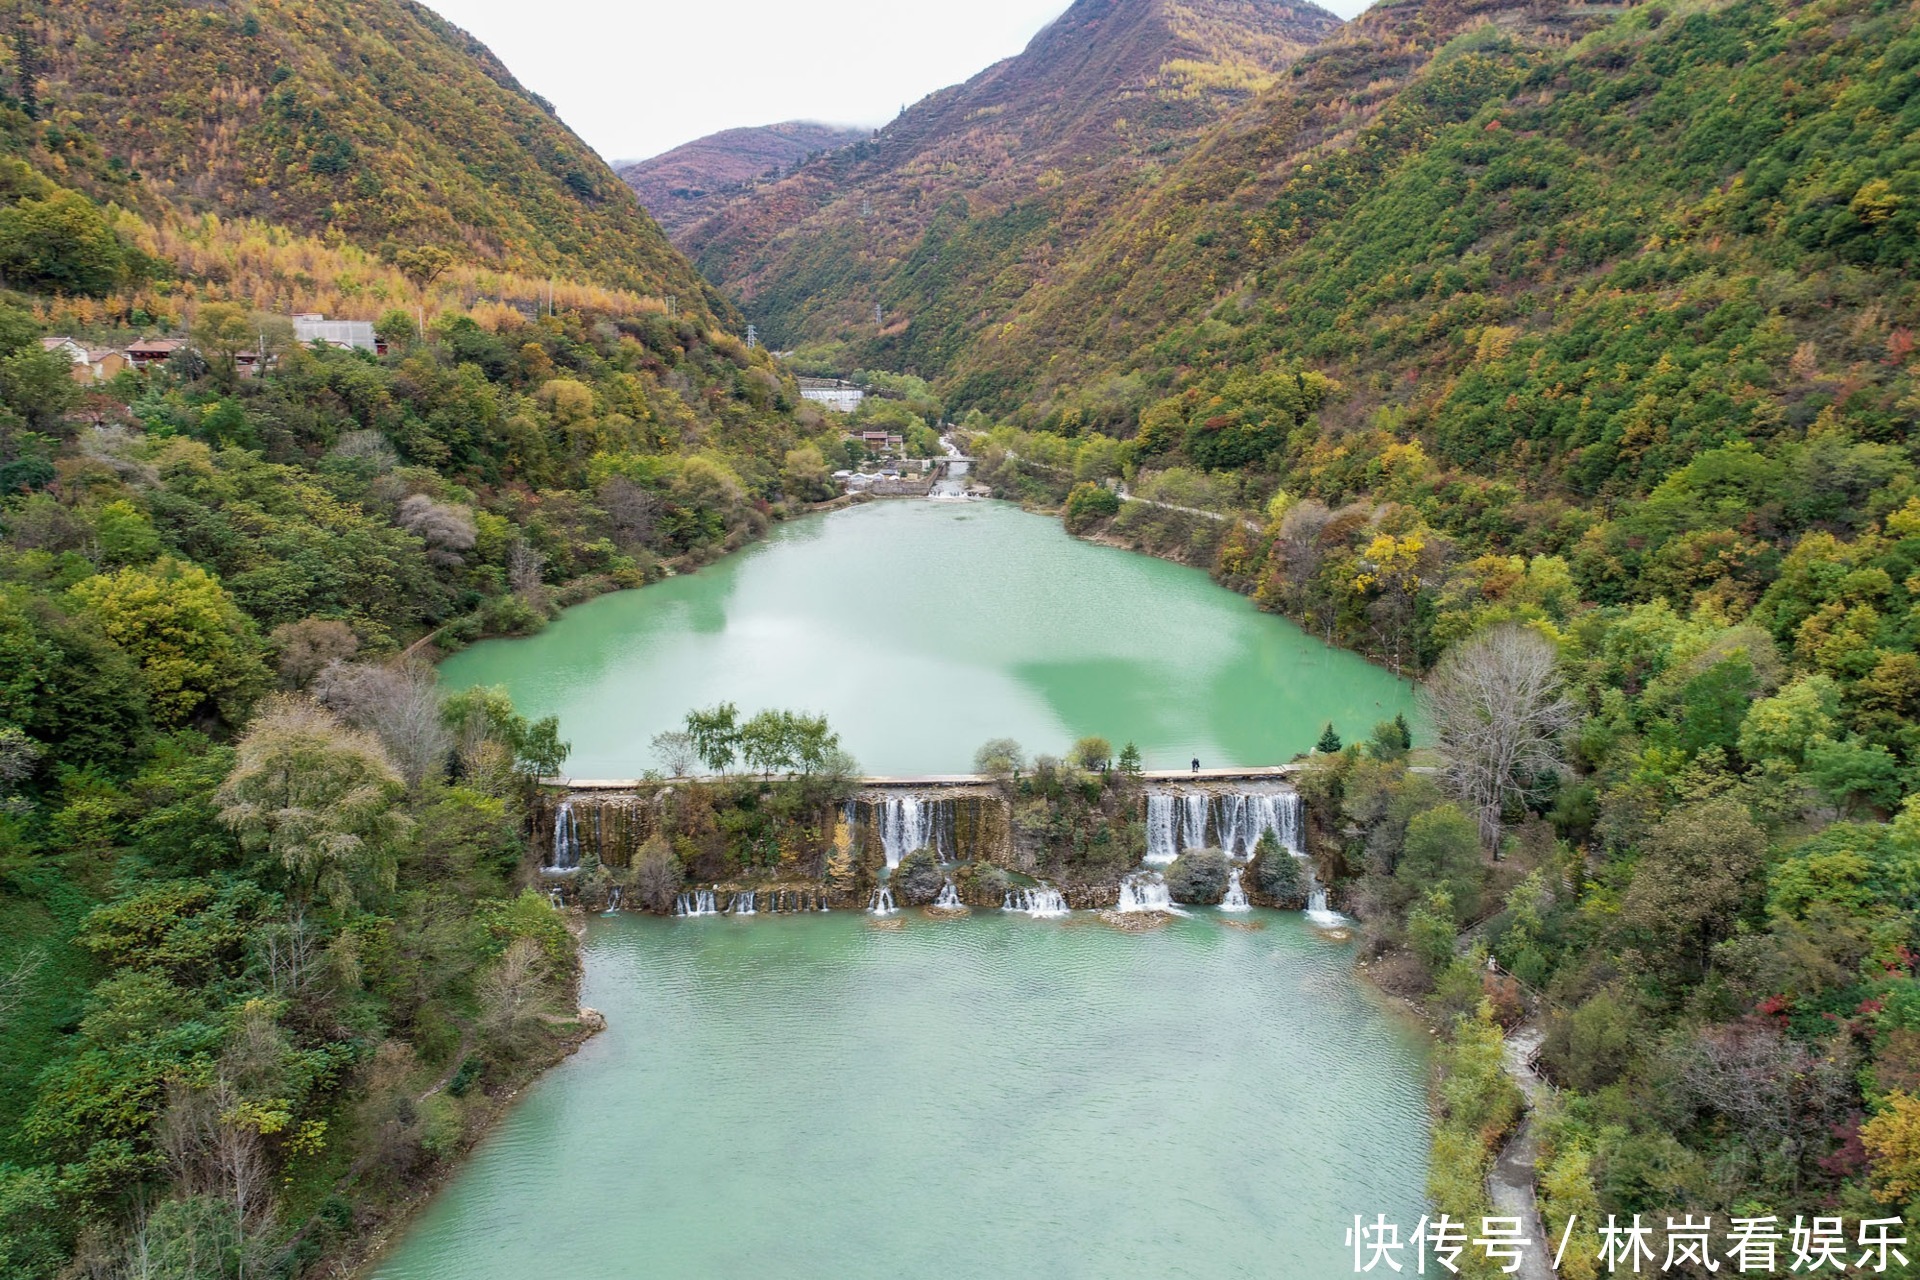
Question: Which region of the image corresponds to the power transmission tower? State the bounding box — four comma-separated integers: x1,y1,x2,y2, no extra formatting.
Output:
874,304,883,328
745,324,757,350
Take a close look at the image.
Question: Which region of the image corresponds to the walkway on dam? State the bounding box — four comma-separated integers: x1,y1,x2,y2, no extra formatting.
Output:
545,765,1301,791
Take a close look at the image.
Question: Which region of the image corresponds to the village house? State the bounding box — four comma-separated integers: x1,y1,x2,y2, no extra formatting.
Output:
125,338,187,370
40,336,128,384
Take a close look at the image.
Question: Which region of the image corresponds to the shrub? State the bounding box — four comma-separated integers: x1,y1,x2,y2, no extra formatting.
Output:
1064,482,1120,531
1251,833,1303,902
895,851,945,904
1165,848,1229,903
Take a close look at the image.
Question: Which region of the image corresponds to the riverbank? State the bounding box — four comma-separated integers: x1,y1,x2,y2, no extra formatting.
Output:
337,922,603,1280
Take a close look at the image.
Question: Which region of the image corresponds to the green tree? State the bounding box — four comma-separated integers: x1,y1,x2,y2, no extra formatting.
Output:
66,557,265,727
1316,723,1343,753
1399,804,1484,919
0,190,127,296
1621,798,1767,980
215,696,411,909
684,703,741,774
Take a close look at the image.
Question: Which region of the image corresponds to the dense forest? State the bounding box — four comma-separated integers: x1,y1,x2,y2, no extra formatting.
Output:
5,0,1920,1269
939,0,1920,1264
0,5,860,1267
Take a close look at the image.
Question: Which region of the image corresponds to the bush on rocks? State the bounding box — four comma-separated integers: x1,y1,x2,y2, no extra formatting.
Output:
1165,848,1229,904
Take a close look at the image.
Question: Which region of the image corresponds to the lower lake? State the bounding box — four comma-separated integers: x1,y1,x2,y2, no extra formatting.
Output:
367,910,1430,1279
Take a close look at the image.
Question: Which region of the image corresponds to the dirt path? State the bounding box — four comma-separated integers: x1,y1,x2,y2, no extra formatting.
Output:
1489,1022,1556,1280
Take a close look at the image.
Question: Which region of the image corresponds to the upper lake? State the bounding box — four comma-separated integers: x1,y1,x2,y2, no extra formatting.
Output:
439,501,1417,777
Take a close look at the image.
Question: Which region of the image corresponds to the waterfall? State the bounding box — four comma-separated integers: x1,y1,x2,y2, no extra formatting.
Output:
868,886,897,915
1145,794,1178,865
675,889,719,917
1220,866,1250,913
546,886,565,909
1002,885,1069,918
1115,871,1177,914
1181,794,1209,850
1147,788,1306,860
933,880,962,909
547,801,581,872
1214,792,1306,858
878,796,951,869
729,890,757,916
603,886,623,913
1303,861,1344,925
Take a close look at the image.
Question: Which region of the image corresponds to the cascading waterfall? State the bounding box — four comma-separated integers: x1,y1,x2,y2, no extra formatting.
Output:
868,886,897,915
933,880,963,909
1145,794,1178,865
675,889,719,917
547,801,581,872
603,886,623,913
1220,866,1250,913
546,886,565,909
1115,871,1177,914
1144,789,1306,861
1181,794,1209,851
1002,885,1069,918
729,890,757,916
878,796,952,869
1303,861,1344,926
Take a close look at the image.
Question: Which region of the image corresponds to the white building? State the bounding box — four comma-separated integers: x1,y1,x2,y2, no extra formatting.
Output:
292,314,380,352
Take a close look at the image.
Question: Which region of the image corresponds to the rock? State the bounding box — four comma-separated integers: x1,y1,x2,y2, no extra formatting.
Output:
577,1006,607,1033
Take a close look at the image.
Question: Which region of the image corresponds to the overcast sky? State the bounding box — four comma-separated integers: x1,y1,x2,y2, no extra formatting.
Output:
425,0,1370,164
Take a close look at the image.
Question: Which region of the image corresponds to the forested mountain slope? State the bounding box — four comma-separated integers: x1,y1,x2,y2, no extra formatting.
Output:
619,122,868,238
958,0,1920,1247
18,0,715,303
0,2,863,1275
679,0,1341,369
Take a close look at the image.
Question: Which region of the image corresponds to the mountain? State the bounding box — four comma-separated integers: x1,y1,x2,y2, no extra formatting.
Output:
619,122,869,238
678,0,1342,369
25,0,720,308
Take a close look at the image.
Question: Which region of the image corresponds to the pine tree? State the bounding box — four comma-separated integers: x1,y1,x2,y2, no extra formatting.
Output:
1117,741,1143,776
1316,723,1342,754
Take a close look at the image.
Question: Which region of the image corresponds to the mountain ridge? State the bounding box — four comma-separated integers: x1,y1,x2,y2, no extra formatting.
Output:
677,0,1343,366
619,122,869,239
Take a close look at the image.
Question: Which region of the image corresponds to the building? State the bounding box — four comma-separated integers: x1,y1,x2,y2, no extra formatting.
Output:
40,336,128,384
126,338,187,370
798,377,865,413
292,313,384,355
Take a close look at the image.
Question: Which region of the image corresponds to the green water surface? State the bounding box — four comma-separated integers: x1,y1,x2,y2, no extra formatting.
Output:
368,910,1429,1280
438,501,1416,776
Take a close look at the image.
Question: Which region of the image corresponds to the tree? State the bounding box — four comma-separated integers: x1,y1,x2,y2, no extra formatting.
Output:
1398,804,1484,918
1423,624,1578,849
215,696,411,908
684,703,740,774
1069,735,1112,771
0,190,126,295
973,737,1025,781
311,661,450,787
67,557,266,727
269,618,359,688
1862,1092,1920,1205
1620,798,1767,980
650,730,697,777
1316,723,1343,753
1117,741,1143,777
780,445,833,502
190,302,259,382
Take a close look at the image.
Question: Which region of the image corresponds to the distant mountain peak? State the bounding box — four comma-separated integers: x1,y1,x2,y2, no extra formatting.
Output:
619,122,869,238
